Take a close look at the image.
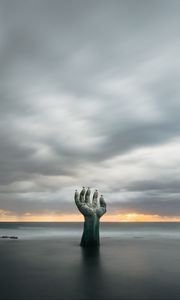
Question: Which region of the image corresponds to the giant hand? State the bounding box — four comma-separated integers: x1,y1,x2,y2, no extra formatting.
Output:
74,187,106,219
74,187,107,247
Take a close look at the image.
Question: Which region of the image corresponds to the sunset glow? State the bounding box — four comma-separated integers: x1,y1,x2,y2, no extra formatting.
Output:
1,210,180,222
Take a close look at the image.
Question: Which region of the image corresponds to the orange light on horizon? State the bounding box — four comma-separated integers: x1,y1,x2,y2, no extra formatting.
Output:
0,210,180,222
102,213,180,222
0,210,84,222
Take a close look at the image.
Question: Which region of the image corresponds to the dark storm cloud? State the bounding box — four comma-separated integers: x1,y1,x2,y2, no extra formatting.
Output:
0,196,77,215
0,0,180,217
127,180,180,194
110,197,180,217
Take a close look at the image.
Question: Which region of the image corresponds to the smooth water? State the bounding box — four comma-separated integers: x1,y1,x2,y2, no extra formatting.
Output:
0,222,180,300
0,222,180,240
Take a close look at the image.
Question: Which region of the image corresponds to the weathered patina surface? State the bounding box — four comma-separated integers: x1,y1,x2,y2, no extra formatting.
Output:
74,187,106,247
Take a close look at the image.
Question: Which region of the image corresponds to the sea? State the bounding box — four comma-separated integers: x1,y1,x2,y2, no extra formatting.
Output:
0,222,180,300
0,222,180,240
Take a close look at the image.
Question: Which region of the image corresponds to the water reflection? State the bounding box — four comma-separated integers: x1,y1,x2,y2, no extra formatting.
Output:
79,247,105,299
81,246,100,263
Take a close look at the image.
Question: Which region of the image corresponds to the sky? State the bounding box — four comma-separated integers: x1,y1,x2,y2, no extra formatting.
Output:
0,0,180,222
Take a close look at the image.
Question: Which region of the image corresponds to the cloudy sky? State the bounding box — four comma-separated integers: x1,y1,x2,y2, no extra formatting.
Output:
1,0,180,221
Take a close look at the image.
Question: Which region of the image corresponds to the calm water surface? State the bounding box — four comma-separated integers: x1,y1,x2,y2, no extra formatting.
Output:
0,222,180,300
0,222,180,240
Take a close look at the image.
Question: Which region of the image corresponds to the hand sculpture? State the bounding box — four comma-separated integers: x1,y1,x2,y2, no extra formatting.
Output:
74,187,106,247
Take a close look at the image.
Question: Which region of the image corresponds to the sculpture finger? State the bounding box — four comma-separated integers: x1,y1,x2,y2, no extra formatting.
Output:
100,195,106,209
96,206,106,218
74,190,80,208
85,187,91,206
74,188,94,216
96,195,106,218
92,189,98,208
80,187,86,203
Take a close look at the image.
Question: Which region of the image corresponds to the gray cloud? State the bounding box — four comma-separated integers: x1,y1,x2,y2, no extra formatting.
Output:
0,0,180,218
